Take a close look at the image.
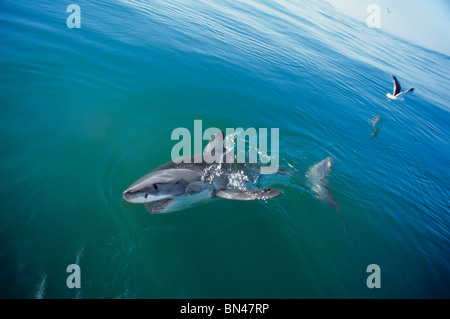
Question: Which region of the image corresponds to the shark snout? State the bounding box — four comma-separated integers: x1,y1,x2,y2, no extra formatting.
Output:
122,188,146,203
123,189,148,204
122,189,135,202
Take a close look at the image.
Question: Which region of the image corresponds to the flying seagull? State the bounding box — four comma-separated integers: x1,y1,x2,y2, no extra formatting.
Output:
386,75,414,101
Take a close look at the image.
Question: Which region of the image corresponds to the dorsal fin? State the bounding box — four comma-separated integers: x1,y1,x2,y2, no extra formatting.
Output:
203,130,226,164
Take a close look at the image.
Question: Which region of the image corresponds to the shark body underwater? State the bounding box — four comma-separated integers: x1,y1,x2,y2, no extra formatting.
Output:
123,131,339,213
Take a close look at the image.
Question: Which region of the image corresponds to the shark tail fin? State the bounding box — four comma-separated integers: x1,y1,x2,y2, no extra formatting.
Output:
306,156,340,210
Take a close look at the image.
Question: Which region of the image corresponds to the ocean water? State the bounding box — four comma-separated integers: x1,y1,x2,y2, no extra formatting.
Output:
0,0,449,299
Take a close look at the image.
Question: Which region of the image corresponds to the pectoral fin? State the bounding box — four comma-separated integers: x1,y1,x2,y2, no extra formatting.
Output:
215,188,282,201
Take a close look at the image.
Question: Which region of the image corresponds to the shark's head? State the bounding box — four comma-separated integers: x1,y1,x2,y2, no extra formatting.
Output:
123,131,226,206
122,168,196,204
122,182,184,204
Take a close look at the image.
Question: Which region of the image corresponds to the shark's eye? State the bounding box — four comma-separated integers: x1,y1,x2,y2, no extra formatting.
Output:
153,184,158,190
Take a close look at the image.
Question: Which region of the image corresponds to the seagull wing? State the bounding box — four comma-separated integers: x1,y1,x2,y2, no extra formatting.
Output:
396,88,414,99
393,76,401,96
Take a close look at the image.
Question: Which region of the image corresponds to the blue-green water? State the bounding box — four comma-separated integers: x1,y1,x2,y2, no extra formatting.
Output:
1,0,449,298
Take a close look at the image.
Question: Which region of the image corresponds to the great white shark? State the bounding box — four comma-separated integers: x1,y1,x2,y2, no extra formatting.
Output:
123,131,282,213
123,131,339,213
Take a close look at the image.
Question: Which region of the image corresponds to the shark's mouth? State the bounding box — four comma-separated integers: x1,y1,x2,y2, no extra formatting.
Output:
145,198,174,213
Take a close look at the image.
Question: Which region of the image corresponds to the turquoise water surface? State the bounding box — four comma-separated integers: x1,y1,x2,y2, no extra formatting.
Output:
0,0,449,298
